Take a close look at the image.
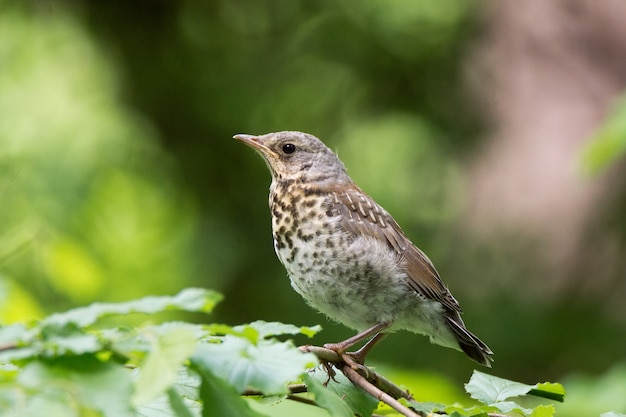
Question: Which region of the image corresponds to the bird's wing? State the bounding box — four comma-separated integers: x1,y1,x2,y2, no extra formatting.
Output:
328,183,462,313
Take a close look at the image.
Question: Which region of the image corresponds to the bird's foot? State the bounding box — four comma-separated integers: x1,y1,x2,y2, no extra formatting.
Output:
344,350,368,365
322,342,346,355
322,343,367,373
320,360,339,386
324,330,389,366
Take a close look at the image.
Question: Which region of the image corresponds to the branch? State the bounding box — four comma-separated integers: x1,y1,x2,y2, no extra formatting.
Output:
242,345,507,417
0,343,18,352
242,383,307,397
300,346,413,399
340,359,419,417
299,344,507,417
300,345,418,416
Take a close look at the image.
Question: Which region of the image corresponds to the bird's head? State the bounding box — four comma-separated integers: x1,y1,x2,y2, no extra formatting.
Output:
234,131,349,183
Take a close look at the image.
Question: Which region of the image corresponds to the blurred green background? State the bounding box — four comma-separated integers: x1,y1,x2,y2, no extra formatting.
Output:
2,0,626,415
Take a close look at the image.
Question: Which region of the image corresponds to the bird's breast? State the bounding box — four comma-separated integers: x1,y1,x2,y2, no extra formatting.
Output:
269,184,344,270
268,183,415,330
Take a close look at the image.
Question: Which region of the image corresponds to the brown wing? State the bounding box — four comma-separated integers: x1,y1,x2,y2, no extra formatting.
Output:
327,183,462,313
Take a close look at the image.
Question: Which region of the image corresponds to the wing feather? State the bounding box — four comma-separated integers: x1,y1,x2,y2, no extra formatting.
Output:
327,184,461,313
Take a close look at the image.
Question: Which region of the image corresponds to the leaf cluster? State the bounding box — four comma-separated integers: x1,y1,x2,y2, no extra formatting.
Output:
0,288,319,417
0,288,570,417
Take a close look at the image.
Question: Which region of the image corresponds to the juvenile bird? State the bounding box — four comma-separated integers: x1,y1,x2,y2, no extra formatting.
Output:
234,131,493,366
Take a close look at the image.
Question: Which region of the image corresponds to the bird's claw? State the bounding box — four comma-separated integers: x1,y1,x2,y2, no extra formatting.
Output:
320,360,339,385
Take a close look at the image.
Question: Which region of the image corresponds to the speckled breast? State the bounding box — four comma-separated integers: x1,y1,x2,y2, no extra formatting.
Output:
270,182,341,268
268,181,409,331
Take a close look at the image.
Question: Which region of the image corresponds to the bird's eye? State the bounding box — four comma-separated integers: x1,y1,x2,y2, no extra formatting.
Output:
282,143,296,154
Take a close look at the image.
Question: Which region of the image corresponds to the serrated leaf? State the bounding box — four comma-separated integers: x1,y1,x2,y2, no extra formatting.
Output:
309,366,378,417
204,321,322,345
192,335,317,394
445,404,498,416
303,373,354,417
529,382,566,402
137,391,201,417
137,368,202,417
493,400,533,415
42,288,222,328
18,356,134,417
13,392,76,417
406,400,446,415
531,404,556,417
465,371,565,405
235,321,322,339
203,323,236,336
191,360,269,417
0,324,39,363
0,324,29,345
466,371,535,404
203,323,262,345
132,326,197,406
167,387,198,417
43,333,102,356
0,345,40,363
169,367,202,401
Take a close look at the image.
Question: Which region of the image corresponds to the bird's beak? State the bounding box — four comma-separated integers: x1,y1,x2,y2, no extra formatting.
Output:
233,134,278,158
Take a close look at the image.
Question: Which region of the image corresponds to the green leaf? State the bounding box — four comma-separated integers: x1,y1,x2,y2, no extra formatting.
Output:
465,371,565,404
0,363,19,379
465,371,534,404
303,373,354,417
529,382,566,402
132,325,197,406
43,333,102,356
42,288,222,328
192,335,317,394
166,387,197,417
493,400,533,415
235,321,322,339
531,404,556,417
0,345,40,363
191,360,268,417
407,400,446,415
444,404,498,416
204,321,321,345
0,324,29,345
0,324,39,362
169,367,202,401
309,366,378,417
18,356,134,417
137,368,202,417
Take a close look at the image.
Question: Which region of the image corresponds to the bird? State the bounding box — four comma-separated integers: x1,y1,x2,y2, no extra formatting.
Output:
234,131,493,366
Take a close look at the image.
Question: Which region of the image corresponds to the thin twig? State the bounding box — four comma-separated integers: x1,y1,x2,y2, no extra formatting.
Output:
285,394,318,406
242,383,308,397
340,362,420,417
0,343,18,352
342,352,413,401
286,383,308,394
299,345,341,362
296,345,509,417
301,345,413,402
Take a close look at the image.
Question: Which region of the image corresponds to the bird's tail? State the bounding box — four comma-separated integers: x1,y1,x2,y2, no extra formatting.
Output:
446,313,493,367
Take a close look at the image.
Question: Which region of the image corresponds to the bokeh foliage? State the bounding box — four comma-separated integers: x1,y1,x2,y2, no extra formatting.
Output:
0,1,625,416
0,4,197,321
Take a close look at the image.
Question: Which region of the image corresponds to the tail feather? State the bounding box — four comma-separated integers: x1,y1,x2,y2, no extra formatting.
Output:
446,314,493,367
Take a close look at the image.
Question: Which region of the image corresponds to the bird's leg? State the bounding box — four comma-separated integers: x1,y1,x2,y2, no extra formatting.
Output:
348,332,389,364
324,322,391,363
320,360,338,386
